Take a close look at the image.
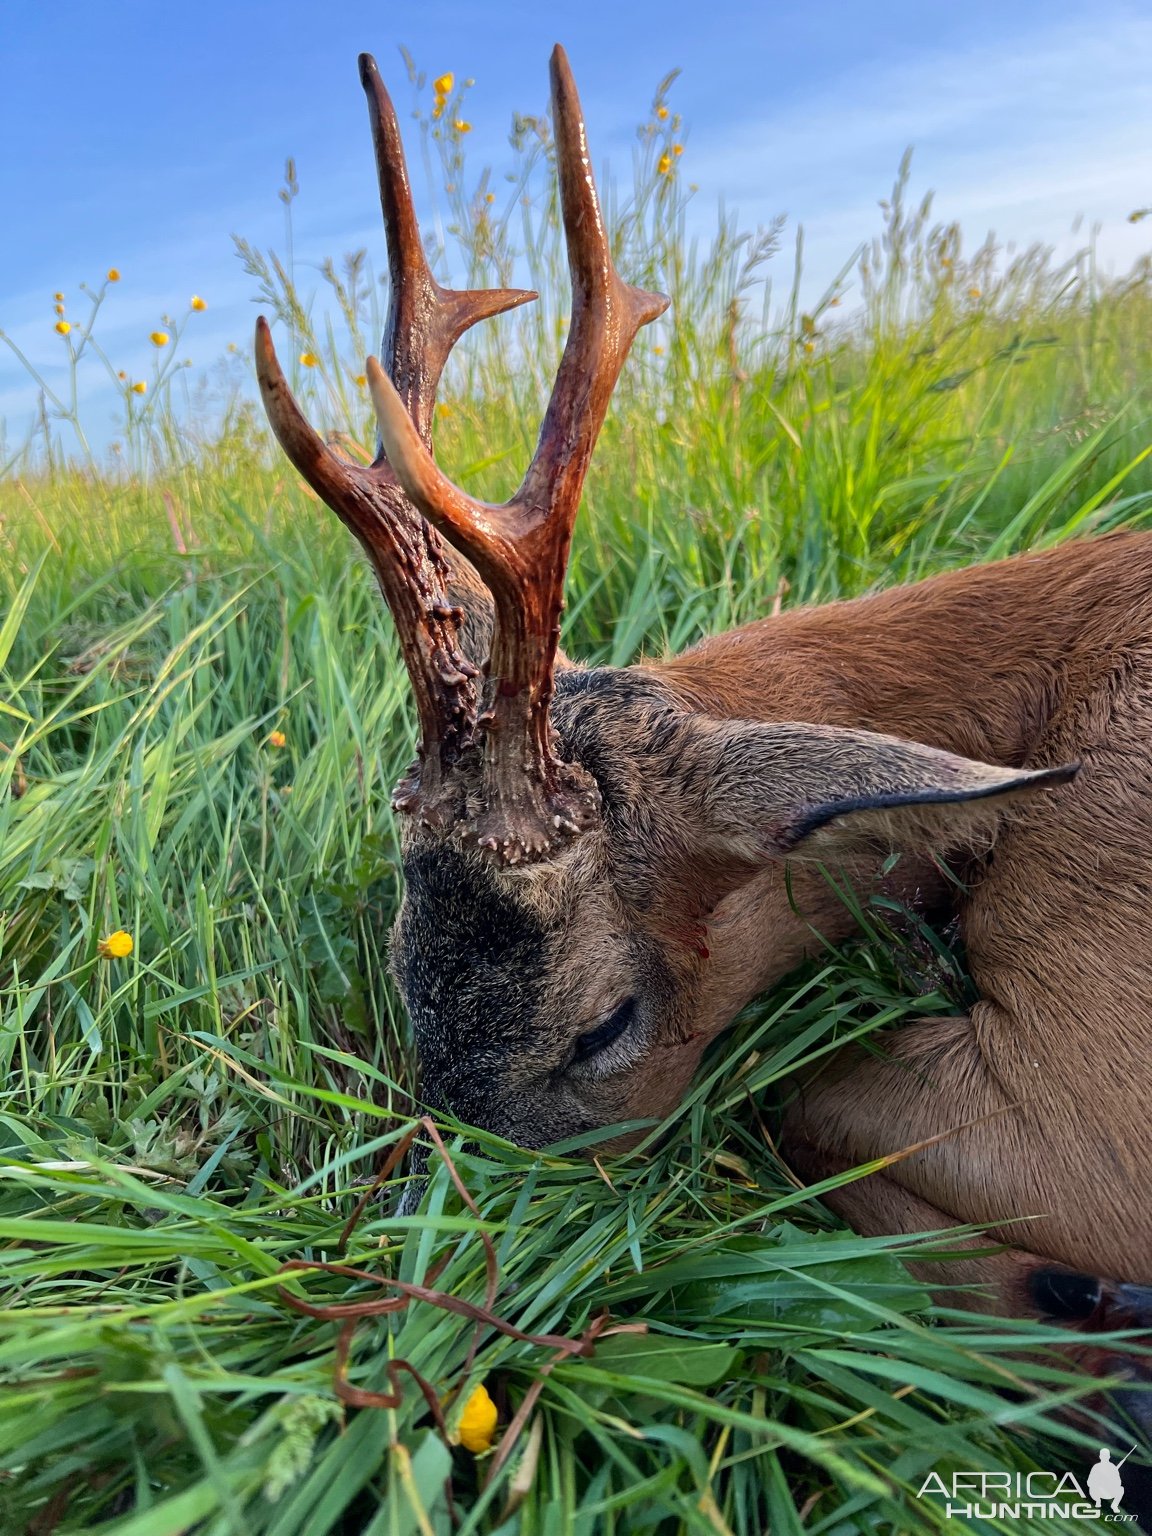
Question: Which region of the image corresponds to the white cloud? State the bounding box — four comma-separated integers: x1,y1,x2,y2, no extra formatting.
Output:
680,7,1152,296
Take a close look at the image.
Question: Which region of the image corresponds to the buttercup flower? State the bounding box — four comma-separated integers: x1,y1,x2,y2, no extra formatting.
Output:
300,352,318,368
354,373,367,387
267,729,287,748
656,105,669,120
432,72,454,119
485,192,495,204
968,287,981,299
55,320,72,335
458,1382,497,1453
98,930,134,960
54,303,65,316
132,381,147,394
673,144,683,156
54,291,64,301
150,331,169,347
657,154,672,176
454,119,471,133
191,295,207,311
107,268,121,282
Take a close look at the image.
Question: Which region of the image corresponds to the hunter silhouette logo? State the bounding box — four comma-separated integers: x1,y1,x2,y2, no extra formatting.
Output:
1088,1448,1130,1515
916,1446,1139,1521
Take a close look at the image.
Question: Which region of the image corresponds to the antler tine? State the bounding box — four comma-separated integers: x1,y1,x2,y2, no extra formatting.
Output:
370,44,669,864
359,52,536,446
518,45,670,512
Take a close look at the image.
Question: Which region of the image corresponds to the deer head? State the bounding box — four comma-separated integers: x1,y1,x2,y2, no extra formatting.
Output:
257,48,1074,1156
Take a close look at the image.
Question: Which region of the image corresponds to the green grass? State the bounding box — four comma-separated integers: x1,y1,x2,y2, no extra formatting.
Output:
3,65,1152,1534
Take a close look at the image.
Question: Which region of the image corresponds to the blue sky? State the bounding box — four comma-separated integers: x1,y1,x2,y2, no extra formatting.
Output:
4,0,1151,452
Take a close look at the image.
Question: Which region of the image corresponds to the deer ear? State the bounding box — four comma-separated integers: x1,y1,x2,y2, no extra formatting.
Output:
684,718,1077,862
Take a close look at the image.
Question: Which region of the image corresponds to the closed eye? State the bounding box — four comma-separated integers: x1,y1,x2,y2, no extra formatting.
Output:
572,997,637,1064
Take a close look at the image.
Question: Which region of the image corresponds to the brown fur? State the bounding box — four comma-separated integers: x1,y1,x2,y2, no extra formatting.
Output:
644,530,1152,1291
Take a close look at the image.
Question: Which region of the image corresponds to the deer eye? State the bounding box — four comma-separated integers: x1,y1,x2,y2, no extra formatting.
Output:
572,998,637,1064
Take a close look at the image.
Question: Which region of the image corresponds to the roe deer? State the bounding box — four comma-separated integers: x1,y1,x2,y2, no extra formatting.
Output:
256,47,1152,1414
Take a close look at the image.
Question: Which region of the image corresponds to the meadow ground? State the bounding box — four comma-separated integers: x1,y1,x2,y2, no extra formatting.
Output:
2,74,1152,1535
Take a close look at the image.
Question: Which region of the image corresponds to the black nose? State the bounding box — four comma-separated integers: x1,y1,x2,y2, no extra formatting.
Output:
395,1176,426,1217
392,1138,430,1217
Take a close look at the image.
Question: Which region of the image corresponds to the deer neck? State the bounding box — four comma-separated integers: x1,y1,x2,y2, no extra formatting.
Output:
652,537,1130,767
643,540,1130,1001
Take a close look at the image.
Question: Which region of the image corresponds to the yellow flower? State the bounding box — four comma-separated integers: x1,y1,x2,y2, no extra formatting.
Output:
98,930,134,960
132,381,147,394
117,370,127,379
150,331,169,347
54,291,64,301
436,402,452,419
354,373,367,387
653,345,664,355
673,144,683,156
191,295,206,311
458,1382,497,1453
657,154,672,176
485,191,495,204
803,340,815,354
300,352,318,368
454,119,471,133
433,73,454,96
968,286,981,299
55,320,72,335
55,303,65,315
107,268,121,282
656,105,669,120
267,729,287,748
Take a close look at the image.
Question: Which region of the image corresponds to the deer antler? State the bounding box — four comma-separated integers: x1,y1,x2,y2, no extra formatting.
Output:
257,47,667,864
254,54,534,829
369,45,669,863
